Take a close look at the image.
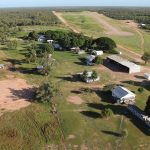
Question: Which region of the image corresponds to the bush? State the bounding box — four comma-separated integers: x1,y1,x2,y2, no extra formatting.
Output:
101,108,114,118
94,56,103,64
36,83,58,103
138,87,144,93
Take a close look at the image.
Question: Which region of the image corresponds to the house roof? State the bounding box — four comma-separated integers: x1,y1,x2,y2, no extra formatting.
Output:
112,86,135,98
86,55,95,61
107,55,140,70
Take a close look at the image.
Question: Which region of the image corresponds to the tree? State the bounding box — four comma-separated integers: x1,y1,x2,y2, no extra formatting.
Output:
144,96,150,116
94,37,116,51
82,70,88,81
101,108,114,118
40,43,54,54
91,70,98,80
94,56,103,64
25,48,37,63
38,52,56,76
36,83,58,103
142,52,150,64
28,31,38,40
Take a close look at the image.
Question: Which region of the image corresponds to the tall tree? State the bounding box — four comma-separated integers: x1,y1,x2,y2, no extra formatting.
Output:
144,96,150,116
142,52,150,64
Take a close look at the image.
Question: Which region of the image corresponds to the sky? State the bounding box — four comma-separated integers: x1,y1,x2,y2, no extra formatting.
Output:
0,0,150,8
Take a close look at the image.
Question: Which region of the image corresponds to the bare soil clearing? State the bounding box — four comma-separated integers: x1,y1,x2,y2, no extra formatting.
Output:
67,95,84,105
0,78,34,116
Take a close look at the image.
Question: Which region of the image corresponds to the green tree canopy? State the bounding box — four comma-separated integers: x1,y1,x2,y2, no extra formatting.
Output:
94,37,116,51
142,52,150,64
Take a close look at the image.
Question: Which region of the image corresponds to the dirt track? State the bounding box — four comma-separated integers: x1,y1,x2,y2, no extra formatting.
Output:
52,11,80,33
84,12,133,36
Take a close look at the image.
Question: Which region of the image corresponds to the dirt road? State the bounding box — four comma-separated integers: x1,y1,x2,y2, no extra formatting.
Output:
84,12,133,36
52,11,80,33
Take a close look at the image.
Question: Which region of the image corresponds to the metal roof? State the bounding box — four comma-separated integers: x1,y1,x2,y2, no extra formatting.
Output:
112,86,135,99
107,55,140,69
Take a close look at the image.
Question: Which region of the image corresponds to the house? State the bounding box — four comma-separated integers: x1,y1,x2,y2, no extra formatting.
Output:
141,23,146,27
0,64,5,69
38,35,46,42
107,55,141,74
86,55,96,65
112,86,136,104
36,66,44,71
144,73,150,80
78,71,100,83
128,104,150,129
92,50,103,56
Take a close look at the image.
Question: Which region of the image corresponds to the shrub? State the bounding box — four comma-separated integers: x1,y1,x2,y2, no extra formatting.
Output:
138,87,144,93
101,108,114,118
94,56,103,64
36,83,58,103
91,70,98,80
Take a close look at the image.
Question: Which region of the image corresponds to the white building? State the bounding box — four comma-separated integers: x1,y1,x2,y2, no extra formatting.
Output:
92,50,103,56
86,55,96,65
78,71,100,83
144,73,150,80
112,86,136,104
107,55,141,74
0,64,5,69
47,39,54,43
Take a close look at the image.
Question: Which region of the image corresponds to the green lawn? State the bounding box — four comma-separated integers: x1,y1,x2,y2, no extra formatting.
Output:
0,24,150,149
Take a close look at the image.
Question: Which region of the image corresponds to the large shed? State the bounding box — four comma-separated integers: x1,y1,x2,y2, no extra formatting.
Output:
107,55,141,74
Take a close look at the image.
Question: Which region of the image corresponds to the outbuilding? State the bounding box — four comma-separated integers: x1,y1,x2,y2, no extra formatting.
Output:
92,50,103,56
112,86,136,104
86,55,96,65
144,73,150,80
107,55,141,74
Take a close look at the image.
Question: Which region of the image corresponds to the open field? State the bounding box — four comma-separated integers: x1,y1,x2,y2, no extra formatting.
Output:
59,11,150,55
0,10,150,149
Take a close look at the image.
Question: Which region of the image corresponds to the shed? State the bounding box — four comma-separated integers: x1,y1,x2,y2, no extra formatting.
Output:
47,39,54,43
112,86,136,104
86,55,96,65
0,64,5,69
144,73,150,80
92,50,103,56
107,55,141,74
78,71,100,83
38,35,46,42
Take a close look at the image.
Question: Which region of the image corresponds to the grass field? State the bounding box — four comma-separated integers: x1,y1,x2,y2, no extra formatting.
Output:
61,11,150,54
0,14,150,149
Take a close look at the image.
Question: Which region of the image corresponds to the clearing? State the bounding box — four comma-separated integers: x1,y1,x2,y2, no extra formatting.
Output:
0,78,33,116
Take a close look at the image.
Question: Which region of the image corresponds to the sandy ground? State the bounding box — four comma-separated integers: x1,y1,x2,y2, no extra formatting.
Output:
0,78,34,116
67,95,84,105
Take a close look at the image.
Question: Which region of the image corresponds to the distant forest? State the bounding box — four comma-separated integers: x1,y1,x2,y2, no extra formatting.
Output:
97,7,150,30
0,8,61,28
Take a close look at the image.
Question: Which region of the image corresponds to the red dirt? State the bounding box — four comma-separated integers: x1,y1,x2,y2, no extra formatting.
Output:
0,78,34,116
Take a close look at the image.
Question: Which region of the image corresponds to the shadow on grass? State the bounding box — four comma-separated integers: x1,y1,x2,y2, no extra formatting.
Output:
4,58,26,65
87,102,150,136
101,130,121,137
80,111,101,119
9,87,36,102
74,57,86,66
122,80,150,91
134,75,145,80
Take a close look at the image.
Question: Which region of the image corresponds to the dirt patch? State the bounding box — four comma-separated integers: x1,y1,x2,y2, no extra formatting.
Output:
0,78,34,116
67,134,76,139
67,95,84,105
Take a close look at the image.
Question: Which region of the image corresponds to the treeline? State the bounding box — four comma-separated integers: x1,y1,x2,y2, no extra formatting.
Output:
98,8,150,30
27,30,117,53
0,8,61,28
